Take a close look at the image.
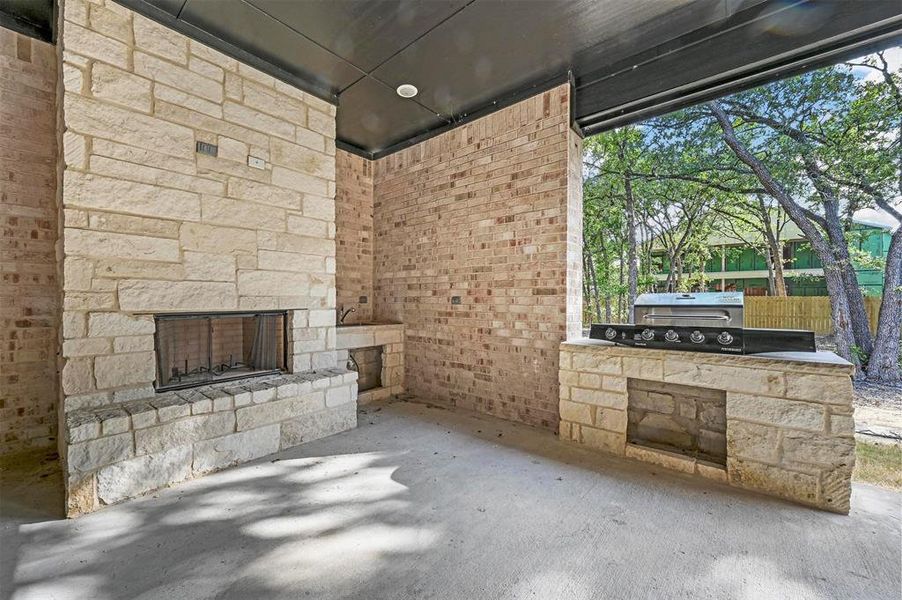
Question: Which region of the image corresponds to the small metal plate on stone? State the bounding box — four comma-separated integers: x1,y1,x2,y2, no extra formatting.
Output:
195,141,218,156
451,296,462,305
248,156,266,169
359,296,368,304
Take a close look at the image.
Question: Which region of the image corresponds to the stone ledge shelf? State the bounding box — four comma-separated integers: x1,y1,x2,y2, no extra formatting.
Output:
336,323,405,404
559,339,856,514
64,368,358,516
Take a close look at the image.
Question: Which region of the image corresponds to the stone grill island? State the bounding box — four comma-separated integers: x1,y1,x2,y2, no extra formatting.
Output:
558,339,856,513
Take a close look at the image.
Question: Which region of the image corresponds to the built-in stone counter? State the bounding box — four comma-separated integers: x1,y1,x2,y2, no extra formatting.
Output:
64,368,357,516
559,339,856,513
336,323,404,403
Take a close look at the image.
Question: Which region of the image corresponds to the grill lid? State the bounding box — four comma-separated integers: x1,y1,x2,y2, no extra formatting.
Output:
634,292,744,308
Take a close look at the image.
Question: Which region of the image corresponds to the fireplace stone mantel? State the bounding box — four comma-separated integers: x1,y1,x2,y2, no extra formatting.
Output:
558,339,856,513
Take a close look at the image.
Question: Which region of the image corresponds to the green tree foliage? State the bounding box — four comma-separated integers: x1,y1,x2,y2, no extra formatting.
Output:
582,48,901,381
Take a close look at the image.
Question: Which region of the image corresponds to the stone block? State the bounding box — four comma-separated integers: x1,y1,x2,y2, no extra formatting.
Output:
97,445,193,505
570,387,626,409
94,352,156,389
63,337,112,357
625,443,695,474
97,407,130,436
581,426,625,455
728,458,818,506
596,408,627,433
622,357,664,380
236,392,325,430
118,280,238,312
781,431,855,468
151,394,191,422
280,404,356,448
829,414,855,435
67,411,101,443
192,425,281,474
664,360,785,397
135,412,235,455
571,352,621,375
785,374,853,404
65,22,128,68
88,312,156,337
727,393,825,432
325,385,352,407
64,96,195,160
124,401,157,429
68,433,134,472
91,63,152,112
820,467,853,513
629,390,674,414
727,420,779,463
62,359,94,395
559,400,593,425
134,15,188,63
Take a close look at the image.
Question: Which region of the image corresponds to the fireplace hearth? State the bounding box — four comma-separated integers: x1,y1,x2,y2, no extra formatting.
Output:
154,311,287,391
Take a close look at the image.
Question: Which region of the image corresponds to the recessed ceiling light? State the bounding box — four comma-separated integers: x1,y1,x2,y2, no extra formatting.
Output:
396,84,418,98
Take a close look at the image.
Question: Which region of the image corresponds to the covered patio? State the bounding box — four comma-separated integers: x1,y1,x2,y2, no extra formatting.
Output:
3,400,899,599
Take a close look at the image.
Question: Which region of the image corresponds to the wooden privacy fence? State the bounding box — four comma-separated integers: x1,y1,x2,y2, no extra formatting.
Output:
744,296,882,335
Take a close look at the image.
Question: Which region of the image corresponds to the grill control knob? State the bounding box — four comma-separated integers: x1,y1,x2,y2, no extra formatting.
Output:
641,328,655,341
717,331,734,346
605,327,617,340
664,329,679,342
689,330,705,344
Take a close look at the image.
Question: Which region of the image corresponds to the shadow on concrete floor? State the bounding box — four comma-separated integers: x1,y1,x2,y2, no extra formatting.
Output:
1,400,900,600
0,449,64,524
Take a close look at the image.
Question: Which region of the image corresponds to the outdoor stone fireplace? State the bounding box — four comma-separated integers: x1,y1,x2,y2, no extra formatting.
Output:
559,339,857,513
154,311,288,391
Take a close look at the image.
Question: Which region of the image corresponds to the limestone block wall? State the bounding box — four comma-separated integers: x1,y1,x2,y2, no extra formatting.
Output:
372,84,583,429
559,340,857,513
64,368,357,515
335,150,374,322
0,27,60,455
56,0,341,418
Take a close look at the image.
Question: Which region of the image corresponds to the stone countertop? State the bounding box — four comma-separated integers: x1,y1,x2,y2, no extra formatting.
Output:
561,338,853,372
336,322,404,351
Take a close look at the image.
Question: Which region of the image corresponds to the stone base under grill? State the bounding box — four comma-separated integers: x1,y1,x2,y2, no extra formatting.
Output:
558,339,856,513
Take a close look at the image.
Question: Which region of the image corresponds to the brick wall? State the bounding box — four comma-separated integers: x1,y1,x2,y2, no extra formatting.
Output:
0,28,60,455
372,84,582,429
57,0,340,410
335,150,374,322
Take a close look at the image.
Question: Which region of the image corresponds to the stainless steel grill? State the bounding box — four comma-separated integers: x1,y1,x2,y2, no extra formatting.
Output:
589,292,815,355
633,292,743,329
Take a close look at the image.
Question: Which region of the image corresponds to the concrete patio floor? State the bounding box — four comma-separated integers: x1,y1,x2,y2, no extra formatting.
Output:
1,400,900,600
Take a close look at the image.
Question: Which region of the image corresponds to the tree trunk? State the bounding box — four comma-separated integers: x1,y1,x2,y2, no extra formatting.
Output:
620,143,639,314
707,101,858,365
824,222,874,355
764,249,776,296
586,250,603,322
823,263,857,366
866,227,902,382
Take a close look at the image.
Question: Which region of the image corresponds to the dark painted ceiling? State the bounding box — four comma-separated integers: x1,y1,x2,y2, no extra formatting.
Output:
8,0,901,156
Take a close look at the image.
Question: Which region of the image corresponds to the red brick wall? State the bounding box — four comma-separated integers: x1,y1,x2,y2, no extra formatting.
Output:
0,28,60,455
372,84,582,429
335,150,374,322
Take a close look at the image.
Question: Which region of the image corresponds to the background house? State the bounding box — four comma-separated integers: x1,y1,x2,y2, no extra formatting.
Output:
651,219,892,296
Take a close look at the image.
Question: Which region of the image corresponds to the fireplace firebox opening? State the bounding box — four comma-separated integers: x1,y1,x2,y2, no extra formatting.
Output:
154,311,287,391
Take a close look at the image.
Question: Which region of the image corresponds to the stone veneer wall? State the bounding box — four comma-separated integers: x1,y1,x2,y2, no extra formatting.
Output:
335,150,374,322
559,340,856,513
55,0,349,513
0,28,60,455
372,84,582,429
